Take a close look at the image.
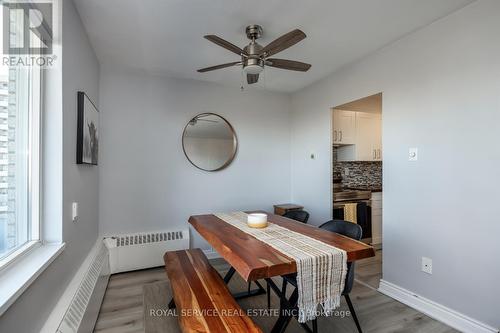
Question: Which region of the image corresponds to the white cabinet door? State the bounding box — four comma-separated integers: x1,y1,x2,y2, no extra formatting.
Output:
373,114,382,161
333,110,356,144
355,112,382,161
355,112,376,161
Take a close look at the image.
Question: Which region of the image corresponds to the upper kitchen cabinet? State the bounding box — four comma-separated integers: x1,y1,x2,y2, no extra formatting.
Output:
355,112,382,161
337,112,382,161
332,110,356,144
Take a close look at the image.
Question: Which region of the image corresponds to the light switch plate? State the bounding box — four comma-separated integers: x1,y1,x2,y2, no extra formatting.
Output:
409,147,418,161
72,202,78,222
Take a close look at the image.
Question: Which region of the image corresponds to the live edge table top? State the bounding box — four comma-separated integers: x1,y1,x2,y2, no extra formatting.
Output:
188,212,375,282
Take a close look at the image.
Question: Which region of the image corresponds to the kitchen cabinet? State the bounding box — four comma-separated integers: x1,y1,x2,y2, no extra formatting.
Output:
336,112,382,161
371,192,382,245
356,112,382,161
332,110,356,145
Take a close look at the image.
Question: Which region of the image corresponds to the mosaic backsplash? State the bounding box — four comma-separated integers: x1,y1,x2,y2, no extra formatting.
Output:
333,147,382,188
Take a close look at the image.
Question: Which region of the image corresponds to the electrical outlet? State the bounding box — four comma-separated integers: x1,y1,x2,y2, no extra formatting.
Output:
421,257,432,274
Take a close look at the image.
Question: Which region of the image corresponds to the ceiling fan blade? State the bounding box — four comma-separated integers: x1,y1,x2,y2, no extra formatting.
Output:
197,61,241,73
266,58,311,72
247,74,259,84
204,35,247,56
259,29,306,57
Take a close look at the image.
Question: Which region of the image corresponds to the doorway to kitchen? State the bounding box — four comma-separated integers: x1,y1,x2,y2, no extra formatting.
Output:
332,93,382,289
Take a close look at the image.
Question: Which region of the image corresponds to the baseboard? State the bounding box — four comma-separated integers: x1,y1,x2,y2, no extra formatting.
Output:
378,280,499,333
371,237,382,246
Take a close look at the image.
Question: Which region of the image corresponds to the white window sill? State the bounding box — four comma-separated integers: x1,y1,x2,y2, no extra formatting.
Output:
0,242,65,316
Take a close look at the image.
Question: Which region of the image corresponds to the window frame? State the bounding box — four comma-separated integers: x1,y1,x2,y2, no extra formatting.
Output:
0,31,43,271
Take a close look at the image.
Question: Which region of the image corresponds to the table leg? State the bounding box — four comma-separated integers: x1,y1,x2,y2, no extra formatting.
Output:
168,298,176,309
223,266,236,283
223,266,267,300
271,287,298,333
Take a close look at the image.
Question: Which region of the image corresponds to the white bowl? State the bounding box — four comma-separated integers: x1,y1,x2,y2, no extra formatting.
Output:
247,213,268,228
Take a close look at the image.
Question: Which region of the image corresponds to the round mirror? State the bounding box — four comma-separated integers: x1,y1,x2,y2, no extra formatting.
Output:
182,113,238,171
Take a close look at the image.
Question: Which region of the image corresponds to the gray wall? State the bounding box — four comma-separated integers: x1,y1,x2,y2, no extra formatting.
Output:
0,0,100,331
98,70,292,249
290,0,500,328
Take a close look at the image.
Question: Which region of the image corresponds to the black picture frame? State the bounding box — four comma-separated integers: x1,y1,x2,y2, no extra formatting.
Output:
76,91,99,165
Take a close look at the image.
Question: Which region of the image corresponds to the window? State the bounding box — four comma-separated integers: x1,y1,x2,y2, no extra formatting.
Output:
0,7,41,266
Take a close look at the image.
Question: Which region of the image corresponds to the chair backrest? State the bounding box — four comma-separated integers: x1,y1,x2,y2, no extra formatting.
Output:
318,220,362,295
283,210,310,224
319,219,363,240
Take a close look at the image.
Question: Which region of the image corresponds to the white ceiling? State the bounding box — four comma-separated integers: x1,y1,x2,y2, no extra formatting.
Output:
73,0,474,93
335,93,382,114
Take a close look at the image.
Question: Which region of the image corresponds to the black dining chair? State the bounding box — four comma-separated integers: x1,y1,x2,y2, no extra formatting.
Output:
283,210,310,224
278,220,364,333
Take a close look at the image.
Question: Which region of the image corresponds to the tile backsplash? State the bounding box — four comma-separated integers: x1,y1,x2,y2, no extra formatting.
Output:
333,147,382,188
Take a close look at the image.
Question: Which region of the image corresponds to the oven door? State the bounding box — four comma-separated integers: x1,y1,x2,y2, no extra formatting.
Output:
333,200,372,244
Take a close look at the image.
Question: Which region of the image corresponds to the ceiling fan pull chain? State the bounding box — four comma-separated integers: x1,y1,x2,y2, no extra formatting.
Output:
262,68,266,89
240,68,245,91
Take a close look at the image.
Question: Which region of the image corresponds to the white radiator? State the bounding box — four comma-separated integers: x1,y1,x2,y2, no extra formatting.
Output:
104,229,190,274
44,230,189,333
56,241,110,333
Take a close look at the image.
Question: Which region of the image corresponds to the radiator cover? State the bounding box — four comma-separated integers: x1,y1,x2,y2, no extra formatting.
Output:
104,229,190,274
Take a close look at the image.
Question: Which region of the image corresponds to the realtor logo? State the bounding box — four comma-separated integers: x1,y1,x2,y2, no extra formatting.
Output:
2,2,53,55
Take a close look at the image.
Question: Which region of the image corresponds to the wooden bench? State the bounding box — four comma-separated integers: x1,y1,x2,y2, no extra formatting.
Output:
164,249,262,333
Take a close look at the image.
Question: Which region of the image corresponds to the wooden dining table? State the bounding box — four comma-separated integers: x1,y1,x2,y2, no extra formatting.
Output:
189,212,375,281
188,212,376,332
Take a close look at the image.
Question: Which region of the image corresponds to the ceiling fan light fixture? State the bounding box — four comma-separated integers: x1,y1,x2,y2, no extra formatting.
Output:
243,64,263,74
243,57,264,74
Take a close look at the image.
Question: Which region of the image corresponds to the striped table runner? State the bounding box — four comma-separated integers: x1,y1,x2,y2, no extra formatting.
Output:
214,212,347,323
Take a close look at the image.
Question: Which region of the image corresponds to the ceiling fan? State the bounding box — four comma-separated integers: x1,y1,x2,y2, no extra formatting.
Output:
197,25,311,85
189,114,218,126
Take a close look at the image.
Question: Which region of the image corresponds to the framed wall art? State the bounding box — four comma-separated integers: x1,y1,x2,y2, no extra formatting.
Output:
77,91,99,165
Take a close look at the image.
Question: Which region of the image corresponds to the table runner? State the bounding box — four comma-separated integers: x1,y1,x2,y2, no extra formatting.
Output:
214,212,347,323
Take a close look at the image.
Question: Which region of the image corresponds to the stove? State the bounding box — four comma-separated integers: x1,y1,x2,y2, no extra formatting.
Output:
333,189,373,244
333,189,371,202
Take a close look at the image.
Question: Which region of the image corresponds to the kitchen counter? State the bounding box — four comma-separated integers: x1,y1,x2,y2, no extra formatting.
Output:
344,186,382,193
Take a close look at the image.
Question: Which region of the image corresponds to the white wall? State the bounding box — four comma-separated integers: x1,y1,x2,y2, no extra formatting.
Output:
290,0,500,328
183,137,234,171
99,70,291,249
0,0,100,331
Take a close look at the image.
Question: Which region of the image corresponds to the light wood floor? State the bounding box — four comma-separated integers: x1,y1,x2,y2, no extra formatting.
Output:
355,249,382,289
93,251,457,333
